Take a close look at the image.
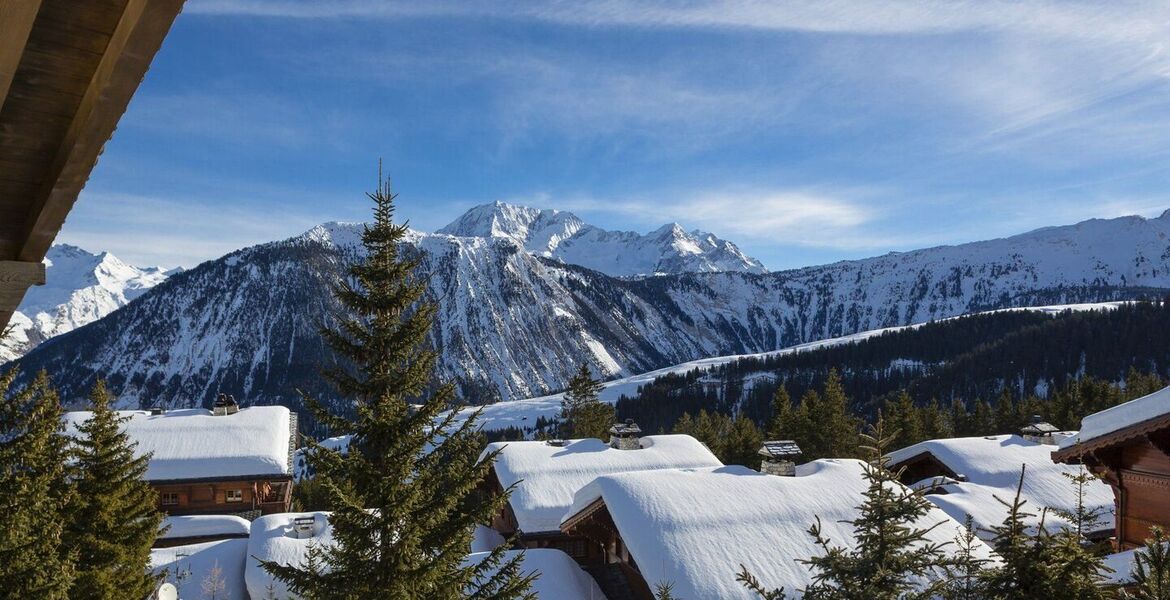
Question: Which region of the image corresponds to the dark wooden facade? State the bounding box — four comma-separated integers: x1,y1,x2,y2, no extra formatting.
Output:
0,0,185,330
560,499,655,600
887,451,960,488
1053,414,1170,549
480,466,607,564
153,475,293,518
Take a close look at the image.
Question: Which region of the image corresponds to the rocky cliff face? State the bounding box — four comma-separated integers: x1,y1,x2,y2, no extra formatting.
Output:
13,211,1170,409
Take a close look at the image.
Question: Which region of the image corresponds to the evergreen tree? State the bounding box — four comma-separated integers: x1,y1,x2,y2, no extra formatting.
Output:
885,391,923,450
766,384,793,440
740,420,955,599
940,516,989,600
724,416,763,469
1045,468,1113,599
260,175,533,599
561,360,603,435
65,380,164,600
806,370,859,460
920,400,950,440
971,400,995,436
654,580,681,600
994,388,1017,434
0,370,74,599
574,401,615,442
980,465,1059,599
1124,526,1170,600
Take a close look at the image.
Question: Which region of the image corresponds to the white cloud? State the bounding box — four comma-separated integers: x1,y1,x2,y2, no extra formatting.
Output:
58,192,343,268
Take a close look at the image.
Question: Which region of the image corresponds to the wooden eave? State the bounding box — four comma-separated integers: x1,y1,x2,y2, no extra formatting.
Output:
885,450,960,483
0,0,185,331
1052,412,1170,464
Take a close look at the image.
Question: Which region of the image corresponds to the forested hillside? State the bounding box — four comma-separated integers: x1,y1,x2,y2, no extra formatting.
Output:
618,301,1170,435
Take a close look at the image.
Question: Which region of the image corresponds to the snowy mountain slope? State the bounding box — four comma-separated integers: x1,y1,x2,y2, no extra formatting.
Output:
458,302,1127,433
12,211,1170,410
438,201,768,276
0,245,169,362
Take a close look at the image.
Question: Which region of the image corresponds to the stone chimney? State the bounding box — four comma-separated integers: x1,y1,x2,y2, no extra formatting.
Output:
213,393,240,416
759,440,802,476
1020,415,1058,445
609,419,642,450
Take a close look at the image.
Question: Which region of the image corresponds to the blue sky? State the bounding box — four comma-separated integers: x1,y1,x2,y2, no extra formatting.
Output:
60,0,1170,270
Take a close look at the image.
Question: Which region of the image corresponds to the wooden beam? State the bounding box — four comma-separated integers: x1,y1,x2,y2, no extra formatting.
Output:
0,0,43,114
16,0,185,263
0,260,45,285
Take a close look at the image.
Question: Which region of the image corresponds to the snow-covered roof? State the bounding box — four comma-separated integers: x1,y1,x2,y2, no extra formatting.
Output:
151,539,248,600
562,461,995,599
159,515,251,541
465,549,606,599
245,511,336,600
63,406,293,481
886,434,1114,538
483,434,723,533
1058,385,1170,451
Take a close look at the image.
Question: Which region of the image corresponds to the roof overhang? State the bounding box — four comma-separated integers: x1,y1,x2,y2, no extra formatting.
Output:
0,0,186,331
1052,412,1170,464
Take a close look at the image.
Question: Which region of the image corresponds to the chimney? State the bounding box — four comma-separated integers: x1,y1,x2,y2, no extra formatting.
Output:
213,393,240,416
609,419,642,450
1020,415,1058,445
759,440,802,476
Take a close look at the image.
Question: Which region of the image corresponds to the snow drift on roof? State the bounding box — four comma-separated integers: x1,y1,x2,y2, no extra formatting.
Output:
63,406,292,481
151,539,248,600
246,511,335,600
1059,385,1170,450
563,461,995,599
483,434,723,533
159,515,251,540
465,549,605,600
887,434,1114,537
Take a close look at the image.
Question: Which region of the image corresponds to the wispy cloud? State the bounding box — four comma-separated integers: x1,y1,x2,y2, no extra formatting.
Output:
59,192,343,268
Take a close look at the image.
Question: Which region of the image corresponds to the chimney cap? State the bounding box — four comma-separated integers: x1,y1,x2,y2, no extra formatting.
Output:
759,440,802,458
1021,420,1059,435
610,420,641,436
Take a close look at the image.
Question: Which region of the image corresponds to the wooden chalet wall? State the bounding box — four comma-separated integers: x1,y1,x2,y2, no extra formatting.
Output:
154,476,293,518
0,0,185,330
1055,424,1170,549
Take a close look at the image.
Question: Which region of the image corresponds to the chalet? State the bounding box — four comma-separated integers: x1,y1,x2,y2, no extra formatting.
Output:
64,402,298,518
559,460,995,599
478,426,722,564
1052,385,1170,549
885,432,1114,539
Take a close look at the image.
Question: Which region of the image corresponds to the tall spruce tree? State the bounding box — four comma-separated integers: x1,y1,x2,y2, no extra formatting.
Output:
739,420,956,599
260,175,533,599
0,370,74,599
65,380,163,600
560,363,607,438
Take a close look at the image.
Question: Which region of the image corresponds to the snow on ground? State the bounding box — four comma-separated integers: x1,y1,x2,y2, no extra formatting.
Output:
472,525,506,553
1060,384,1170,450
151,538,248,600
887,435,1115,539
246,511,335,599
63,406,291,481
563,460,995,599
159,515,250,541
462,302,1127,433
465,549,606,600
484,435,723,534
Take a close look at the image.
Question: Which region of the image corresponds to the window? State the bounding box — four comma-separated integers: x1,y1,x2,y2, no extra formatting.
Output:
160,492,179,506
225,489,243,503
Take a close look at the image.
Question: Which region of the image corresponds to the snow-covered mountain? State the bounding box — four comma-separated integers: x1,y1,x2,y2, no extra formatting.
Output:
12,210,1170,410
0,245,170,362
437,201,767,276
